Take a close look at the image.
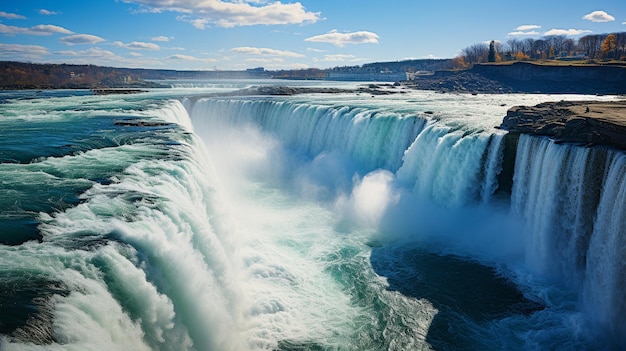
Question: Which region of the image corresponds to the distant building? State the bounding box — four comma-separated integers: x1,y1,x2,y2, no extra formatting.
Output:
246,67,265,73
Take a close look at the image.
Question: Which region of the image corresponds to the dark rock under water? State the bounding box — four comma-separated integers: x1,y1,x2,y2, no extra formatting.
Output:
371,244,543,350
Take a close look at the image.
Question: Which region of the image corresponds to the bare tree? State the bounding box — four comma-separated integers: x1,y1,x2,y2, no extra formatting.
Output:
462,43,489,65
532,39,549,59
522,38,535,58
544,35,567,57
578,34,604,60
506,39,524,56
563,38,576,57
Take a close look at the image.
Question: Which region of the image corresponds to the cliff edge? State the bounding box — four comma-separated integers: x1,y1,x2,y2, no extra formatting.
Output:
500,100,626,150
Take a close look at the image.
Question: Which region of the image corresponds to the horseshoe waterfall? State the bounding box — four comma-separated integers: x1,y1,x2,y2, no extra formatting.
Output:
0,85,624,351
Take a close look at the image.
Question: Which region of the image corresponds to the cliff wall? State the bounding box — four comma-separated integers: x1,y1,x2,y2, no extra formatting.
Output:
472,62,626,82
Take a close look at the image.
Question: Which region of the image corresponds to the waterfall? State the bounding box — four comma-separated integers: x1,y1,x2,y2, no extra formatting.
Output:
185,97,505,207
584,152,626,340
186,96,626,343
512,134,626,340
186,98,427,173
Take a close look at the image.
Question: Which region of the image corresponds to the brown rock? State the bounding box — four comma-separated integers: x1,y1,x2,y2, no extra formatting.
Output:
500,100,626,150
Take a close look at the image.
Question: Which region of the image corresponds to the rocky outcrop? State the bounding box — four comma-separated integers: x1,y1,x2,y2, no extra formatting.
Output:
216,84,407,97
222,86,355,96
499,100,626,150
403,70,513,93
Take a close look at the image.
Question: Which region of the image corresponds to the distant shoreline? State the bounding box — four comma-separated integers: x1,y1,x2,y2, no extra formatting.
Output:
2,60,625,95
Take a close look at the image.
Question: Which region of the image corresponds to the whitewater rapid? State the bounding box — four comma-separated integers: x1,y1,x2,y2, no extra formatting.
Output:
0,86,624,350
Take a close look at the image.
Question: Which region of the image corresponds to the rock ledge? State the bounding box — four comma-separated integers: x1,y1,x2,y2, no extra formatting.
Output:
500,100,626,150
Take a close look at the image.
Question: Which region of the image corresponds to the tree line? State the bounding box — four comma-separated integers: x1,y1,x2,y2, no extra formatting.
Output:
0,61,148,89
457,32,626,67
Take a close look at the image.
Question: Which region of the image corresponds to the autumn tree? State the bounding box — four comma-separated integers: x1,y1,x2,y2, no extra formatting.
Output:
507,39,529,59
601,34,617,59
451,56,469,69
515,51,530,61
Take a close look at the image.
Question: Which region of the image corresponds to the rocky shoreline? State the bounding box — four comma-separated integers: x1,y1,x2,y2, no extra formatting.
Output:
499,100,626,150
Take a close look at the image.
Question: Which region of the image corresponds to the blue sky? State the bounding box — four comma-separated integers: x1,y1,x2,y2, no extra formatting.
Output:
1,0,625,70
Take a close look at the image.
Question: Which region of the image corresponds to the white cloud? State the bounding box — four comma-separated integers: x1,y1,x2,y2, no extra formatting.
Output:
307,47,325,52
190,18,210,29
320,54,357,62
151,35,171,42
31,25,73,35
507,30,540,36
0,43,49,59
123,0,320,28
0,23,73,36
114,41,160,50
55,47,162,68
39,9,61,16
543,28,593,36
515,24,541,31
507,25,541,37
583,11,615,22
0,24,31,35
129,52,143,57
305,30,379,47
230,46,305,57
0,11,26,20
59,34,106,45
167,54,217,62
168,54,199,61
57,47,118,58
243,57,285,64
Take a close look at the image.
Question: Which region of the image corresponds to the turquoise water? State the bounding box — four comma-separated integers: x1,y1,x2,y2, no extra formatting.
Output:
0,85,623,350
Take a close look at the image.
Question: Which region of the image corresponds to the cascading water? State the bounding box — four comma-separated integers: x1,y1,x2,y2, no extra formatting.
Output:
1,87,624,350
511,134,626,342
584,153,626,340
184,96,503,206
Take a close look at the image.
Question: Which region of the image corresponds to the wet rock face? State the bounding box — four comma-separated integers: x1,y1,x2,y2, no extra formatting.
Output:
500,101,626,150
